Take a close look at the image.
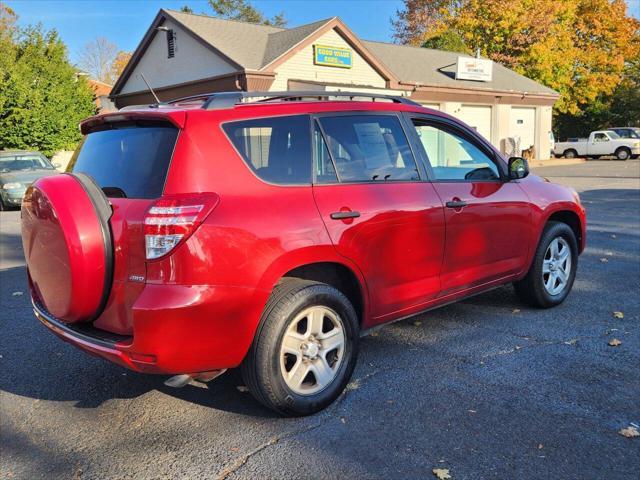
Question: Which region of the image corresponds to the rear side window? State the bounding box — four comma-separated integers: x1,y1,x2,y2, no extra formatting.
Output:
68,121,178,199
223,115,311,185
316,115,419,183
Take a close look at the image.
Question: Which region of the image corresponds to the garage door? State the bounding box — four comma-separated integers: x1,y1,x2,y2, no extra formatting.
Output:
510,107,536,151
457,105,492,141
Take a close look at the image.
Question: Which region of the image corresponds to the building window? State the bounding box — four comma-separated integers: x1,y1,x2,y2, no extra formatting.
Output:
167,29,175,58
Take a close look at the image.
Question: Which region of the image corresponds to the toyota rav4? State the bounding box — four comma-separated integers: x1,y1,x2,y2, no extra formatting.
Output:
21,92,586,416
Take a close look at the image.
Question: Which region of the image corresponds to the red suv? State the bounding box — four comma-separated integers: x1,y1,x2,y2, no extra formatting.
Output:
21,92,586,416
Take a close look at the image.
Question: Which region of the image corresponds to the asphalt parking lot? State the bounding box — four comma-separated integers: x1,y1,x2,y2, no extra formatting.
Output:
1,160,639,479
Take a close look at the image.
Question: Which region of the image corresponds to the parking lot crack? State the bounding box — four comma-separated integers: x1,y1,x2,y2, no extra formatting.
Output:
216,368,390,479
215,421,324,480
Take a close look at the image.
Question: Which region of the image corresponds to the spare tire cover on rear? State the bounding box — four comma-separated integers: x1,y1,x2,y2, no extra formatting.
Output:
21,173,113,323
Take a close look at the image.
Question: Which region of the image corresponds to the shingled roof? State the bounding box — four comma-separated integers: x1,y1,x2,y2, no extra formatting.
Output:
112,9,558,98
362,40,558,95
165,10,333,70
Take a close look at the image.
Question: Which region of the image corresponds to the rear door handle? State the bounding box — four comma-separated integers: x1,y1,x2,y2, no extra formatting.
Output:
445,200,468,209
330,211,361,220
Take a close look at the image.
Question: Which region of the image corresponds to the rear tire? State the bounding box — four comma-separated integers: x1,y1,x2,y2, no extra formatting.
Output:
241,278,359,416
514,222,578,308
563,149,577,159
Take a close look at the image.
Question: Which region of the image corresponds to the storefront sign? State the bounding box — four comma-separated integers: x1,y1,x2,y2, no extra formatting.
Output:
455,57,493,82
314,45,352,68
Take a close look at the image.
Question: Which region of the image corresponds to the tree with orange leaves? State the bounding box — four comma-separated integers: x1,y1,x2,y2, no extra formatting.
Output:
393,0,639,116
111,51,132,82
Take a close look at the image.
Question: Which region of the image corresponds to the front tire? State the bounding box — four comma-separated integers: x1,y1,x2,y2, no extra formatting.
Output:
241,278,359,416
615,148,630,160
514,222,578,308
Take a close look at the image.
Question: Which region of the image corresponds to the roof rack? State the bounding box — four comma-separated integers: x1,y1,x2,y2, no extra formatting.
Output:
166,90,422,110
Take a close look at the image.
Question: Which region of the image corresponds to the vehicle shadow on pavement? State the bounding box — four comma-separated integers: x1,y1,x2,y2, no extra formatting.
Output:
157,369,282,418
0,263,277,416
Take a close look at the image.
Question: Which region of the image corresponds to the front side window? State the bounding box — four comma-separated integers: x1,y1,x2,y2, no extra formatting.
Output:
593,133,609,142
223,115,311,185
316,115,419,183
412,122,500,181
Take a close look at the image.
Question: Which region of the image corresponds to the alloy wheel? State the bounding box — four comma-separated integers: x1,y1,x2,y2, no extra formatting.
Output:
279,306,345,396
542,237,572,296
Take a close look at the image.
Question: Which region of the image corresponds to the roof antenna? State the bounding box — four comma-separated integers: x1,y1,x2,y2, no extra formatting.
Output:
139,73,161,104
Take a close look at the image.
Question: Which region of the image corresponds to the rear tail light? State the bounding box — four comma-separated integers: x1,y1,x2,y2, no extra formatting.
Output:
144,193,219,260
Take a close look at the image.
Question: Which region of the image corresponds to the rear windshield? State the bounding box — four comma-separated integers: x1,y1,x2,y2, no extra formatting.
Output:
0,154,54,172
68,121,178,199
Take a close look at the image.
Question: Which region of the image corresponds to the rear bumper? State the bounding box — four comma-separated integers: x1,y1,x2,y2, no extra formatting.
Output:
33,283,268,374
34,301,140,370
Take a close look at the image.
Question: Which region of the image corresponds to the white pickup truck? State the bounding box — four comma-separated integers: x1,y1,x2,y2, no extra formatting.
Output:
554,130,640,160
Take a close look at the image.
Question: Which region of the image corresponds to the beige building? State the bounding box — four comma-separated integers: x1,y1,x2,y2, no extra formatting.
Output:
111,9,559,159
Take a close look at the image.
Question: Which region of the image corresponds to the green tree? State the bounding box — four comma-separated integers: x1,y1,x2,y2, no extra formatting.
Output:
205,0,286,26
555,56,640,137
0,12,96,156
422,29,470,53
607,58,640,127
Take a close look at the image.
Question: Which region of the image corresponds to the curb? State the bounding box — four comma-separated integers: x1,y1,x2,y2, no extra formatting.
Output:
530,158,587,167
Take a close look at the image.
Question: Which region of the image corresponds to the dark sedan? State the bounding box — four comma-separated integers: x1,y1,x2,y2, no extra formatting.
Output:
0,151,59,210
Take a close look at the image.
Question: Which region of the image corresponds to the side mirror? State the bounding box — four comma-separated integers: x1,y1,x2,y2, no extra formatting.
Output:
508,156,529,180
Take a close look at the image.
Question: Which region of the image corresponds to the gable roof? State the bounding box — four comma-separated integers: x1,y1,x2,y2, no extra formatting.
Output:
163,10,390,77
260,18,332,67
112,8,557,98
164,10,338,70
363,40,557,96
165,9,289,70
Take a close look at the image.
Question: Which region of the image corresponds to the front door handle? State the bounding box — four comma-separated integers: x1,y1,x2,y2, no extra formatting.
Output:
330,211,361,220
445,200,468,209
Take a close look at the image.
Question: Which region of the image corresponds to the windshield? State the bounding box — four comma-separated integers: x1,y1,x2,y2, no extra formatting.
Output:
0,154,53,172
606,131,620,139
67,121,179,199
616,128,640,139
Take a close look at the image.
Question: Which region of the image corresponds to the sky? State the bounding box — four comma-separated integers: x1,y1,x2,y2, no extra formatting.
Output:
7,0,640,65
7,0,405,64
